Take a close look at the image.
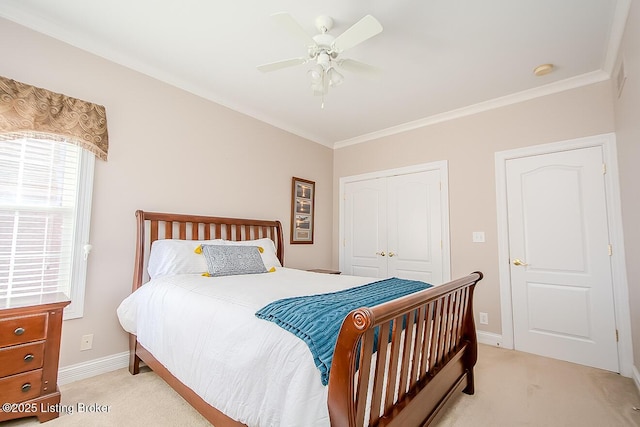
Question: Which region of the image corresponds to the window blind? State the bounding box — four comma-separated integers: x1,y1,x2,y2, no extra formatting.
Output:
0,138,81,298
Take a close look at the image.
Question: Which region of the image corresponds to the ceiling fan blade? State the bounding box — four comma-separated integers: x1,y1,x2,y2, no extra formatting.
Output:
271,12,317,48
332,15,383,53
338,59,382,79
257,58,306,73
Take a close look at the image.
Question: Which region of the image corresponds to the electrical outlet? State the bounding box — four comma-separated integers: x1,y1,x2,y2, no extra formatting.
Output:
80,334,93,351
479,312,489,325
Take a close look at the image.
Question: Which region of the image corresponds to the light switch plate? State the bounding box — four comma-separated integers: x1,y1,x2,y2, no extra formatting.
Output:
472,231,485,243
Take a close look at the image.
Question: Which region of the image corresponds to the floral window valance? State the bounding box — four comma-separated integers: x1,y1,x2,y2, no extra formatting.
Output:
0,76,109,161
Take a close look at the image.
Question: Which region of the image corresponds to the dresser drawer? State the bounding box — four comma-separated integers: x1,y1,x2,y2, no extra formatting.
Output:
0,313,47,347
0,342,45,377
0,370,42,403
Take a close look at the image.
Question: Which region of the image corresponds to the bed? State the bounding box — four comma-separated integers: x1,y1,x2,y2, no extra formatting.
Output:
118,210,483,427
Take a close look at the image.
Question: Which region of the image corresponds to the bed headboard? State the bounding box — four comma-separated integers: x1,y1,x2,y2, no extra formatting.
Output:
132,210,284,291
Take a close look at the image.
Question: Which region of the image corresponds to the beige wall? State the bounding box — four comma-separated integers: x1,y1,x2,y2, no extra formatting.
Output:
0,18,334,367
333,81,616,336
613,1,640,375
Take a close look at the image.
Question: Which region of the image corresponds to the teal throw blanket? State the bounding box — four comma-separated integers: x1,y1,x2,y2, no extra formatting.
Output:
255,277,432,385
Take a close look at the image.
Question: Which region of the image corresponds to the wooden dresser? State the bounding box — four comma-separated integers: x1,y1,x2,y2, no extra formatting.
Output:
0,293,70,423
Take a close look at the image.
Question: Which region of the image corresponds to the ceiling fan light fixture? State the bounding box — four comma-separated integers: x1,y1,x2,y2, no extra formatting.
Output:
311,81,327,95
317,52,331,68
308,64,324,83
327,67,344,87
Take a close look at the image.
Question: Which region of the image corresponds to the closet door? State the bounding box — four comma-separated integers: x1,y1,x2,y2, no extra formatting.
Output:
343,169,444,283
343,178,387,277
387,171,442,283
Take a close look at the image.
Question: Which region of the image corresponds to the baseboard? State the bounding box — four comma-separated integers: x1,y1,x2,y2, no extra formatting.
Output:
633,365,640,395
477,330,504,348
58,351,129,385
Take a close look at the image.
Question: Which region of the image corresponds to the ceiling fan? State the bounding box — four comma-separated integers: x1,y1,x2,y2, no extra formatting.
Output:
257,13,383,101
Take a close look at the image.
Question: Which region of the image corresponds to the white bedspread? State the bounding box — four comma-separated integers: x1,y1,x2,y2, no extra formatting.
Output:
116,268,373,427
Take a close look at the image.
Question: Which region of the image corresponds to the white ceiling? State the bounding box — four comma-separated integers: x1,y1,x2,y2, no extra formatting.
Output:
0,1,630,148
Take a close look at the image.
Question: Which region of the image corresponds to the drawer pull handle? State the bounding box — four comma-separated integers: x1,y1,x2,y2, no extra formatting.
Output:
24,353,35,362
21,383,31,393
14,327,25,336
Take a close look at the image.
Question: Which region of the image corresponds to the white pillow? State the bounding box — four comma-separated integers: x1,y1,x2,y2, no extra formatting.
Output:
147,239,224,279
223,238,282,270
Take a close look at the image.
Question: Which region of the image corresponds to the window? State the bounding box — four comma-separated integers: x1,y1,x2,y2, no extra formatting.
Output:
0,137,94,319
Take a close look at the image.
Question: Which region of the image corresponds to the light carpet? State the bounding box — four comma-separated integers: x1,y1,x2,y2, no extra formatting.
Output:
2,345,639,426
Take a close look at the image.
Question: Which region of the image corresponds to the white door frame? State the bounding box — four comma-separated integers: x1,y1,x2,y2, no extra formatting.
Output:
339,161,451,283
495,133,633,377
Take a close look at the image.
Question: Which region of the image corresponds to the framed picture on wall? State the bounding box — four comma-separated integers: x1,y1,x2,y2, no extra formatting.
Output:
291,177,315,244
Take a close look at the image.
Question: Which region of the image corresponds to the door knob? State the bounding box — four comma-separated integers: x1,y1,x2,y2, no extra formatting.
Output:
388,252,395,257
513,258,529,266
375,251,386,257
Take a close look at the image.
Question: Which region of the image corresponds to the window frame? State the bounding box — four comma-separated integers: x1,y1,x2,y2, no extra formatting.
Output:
0,137,94,320
66,147,94,319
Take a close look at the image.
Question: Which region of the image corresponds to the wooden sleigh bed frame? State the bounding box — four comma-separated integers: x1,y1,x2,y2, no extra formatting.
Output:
128,210,483,427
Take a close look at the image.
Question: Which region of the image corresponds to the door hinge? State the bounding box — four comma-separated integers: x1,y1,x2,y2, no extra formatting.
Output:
608,244,613,256
603,163,607,174
616,329,619,342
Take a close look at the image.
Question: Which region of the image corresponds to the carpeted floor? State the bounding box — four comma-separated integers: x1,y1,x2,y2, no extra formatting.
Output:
3,344,639,426
436,345,640,426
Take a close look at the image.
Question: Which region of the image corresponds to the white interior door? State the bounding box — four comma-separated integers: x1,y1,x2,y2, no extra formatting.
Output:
387,171,442,283
343,178,387,278
506,146,619,372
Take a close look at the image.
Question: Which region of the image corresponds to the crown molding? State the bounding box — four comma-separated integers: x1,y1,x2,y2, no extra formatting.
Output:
333,70,611,149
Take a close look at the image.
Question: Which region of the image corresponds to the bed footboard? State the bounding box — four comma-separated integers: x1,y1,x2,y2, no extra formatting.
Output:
328,272,482,427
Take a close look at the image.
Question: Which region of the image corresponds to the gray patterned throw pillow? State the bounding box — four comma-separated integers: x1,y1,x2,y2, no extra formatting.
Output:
201,244,267,277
